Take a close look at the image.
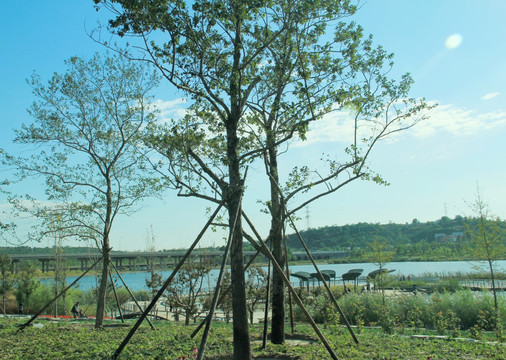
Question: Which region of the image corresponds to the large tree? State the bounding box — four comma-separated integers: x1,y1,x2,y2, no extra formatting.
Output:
93,0,430,353
94,1,285,357
243,3,430,342
1,53,161,328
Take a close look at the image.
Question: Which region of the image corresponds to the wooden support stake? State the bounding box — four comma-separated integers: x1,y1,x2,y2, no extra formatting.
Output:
110,260,155,330
111,201,224,360
197,170,246,360
242,212,340,360
190,234,272,339
261,256,271,349
18,256,103,331
283,234,295,334
109,270,124,323
287,214,359,344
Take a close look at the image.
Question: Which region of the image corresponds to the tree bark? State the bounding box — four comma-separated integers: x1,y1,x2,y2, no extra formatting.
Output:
228,186,251,359
225,11,252,359
227,138,251,358
488,259,498,311
96,183,113,329
266,133,285,344
270,213,285,344
95,242,110,328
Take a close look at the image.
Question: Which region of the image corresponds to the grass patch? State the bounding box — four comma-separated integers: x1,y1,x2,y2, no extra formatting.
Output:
1,317,505,359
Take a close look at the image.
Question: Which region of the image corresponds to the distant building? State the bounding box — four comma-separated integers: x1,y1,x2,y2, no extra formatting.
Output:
434,232,463,243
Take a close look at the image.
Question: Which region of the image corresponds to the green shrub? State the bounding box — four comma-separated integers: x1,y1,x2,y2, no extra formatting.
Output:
28,284,84,316
28,284,53,314
293,287,335,324
432,310,460,336
338,292,384,326
430,278,462,293
306,289,505,335
378,301,398,334
396,294,430,329
428,290,499,330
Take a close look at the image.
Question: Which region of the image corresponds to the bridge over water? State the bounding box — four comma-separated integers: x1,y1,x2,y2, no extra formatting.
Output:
9,251,226,273
7,250,349,273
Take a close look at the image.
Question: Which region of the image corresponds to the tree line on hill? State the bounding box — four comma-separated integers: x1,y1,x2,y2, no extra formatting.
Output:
285,216,506,262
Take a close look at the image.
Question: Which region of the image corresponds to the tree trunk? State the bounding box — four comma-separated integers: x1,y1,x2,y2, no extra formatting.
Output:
96,183,113,329
225,12,252,360
270,226,285,344
227,182,251,359
227,105,251,358
488,259,498,311
95,242,110,328
228,195,251,359
267,135,285,344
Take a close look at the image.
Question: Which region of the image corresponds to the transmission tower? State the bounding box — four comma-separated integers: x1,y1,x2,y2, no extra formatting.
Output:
305,206,311,230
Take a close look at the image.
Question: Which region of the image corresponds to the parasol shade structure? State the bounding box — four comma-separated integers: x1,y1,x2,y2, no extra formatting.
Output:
367,268,395,280
341,268,363,291
291,271,312,290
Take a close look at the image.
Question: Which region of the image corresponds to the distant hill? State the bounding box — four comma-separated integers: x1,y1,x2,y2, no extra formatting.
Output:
285,216,506,261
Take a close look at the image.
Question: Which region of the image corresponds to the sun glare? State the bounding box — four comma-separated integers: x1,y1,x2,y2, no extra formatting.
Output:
445,33,463,49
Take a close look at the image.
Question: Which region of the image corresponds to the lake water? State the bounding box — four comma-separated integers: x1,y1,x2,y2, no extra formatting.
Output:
45,259,506,292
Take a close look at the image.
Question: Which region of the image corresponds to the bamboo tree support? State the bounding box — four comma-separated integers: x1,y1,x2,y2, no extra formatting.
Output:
260,152,360,344
18,256,103,331
197,171,246,360
109,260,155,330
109,270,124,323
197,239,231,360
283,233,295,334
190,234,274,339
286,214,359,344
242,212,340,360
111,201,225,360
261,255,271,349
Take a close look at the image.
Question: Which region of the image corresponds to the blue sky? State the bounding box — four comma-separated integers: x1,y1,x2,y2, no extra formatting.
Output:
1,1,505,251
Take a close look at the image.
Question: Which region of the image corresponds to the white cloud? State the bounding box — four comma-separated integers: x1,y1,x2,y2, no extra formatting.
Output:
412,103,506,138
292,112,356,147
153,98,188,120
150,97,506,146
292,101,506,146
481,92,500,101
445,34,463,49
